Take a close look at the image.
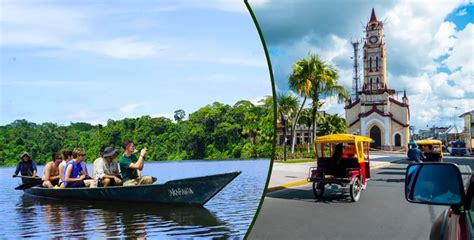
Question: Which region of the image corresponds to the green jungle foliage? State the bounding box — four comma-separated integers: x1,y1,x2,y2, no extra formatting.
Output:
0,99,274,166
274,113,347,160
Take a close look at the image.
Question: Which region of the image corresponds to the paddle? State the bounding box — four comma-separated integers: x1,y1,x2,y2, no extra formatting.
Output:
13,175,43,190
13,175,42,180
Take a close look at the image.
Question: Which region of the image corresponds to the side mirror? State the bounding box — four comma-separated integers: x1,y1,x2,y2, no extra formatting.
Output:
405,163,465,206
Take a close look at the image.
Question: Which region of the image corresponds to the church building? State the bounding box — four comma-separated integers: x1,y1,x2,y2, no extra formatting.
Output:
344,8,410,150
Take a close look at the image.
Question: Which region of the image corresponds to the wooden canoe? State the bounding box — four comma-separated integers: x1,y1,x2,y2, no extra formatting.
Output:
22,171,241,206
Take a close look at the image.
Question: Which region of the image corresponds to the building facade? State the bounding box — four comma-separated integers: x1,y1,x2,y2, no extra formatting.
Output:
459,110,474,154
344,9,410,150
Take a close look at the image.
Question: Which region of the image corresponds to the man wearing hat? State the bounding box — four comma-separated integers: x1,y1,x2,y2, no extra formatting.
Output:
12,152,38,183
93,146,122,187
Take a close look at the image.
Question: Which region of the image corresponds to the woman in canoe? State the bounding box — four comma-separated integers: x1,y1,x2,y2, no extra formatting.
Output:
62,148,95,188
58,149,73,187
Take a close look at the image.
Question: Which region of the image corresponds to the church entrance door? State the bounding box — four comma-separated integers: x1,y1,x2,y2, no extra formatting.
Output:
370,126,381,149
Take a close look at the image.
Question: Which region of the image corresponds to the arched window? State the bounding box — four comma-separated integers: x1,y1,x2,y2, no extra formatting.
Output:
369,78,372,90
394,134,401,147
376,56,379,70
369,57,372,72
376,77,379,89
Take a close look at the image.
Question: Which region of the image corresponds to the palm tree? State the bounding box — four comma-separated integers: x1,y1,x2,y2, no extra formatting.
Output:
318,113,347,135
276,93,299,147
289,52,349,152
298,108,313,152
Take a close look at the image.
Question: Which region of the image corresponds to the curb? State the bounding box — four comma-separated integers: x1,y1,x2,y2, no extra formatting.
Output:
266,161,391,193
267,179,309,193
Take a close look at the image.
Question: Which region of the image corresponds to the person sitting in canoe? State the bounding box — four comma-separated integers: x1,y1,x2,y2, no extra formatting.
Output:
80,154,91,180
62,148,95,188
119,140,156,186
42,152,63,188
93,146,122,187
12,152,38,183
58,149,73,187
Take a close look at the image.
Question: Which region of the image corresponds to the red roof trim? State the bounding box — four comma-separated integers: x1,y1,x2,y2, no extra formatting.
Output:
389,97,408,107
344,99,360,109
359,105,390,118
391,117,409,127
349,118,360,127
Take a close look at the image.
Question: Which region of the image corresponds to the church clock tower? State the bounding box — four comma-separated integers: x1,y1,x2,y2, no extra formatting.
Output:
363,8,387,92
345,8,410,151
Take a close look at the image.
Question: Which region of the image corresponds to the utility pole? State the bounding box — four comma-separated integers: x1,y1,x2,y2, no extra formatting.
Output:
282,115,288,161
351,39,361,101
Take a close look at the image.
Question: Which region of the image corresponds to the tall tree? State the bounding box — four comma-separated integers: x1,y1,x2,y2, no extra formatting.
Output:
289,52,349,152
298,108,313,152
318,113,347,135
276,93,299,141
174,109,186,122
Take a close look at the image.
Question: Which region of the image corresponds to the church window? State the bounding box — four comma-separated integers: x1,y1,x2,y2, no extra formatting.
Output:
376,56,379,70
369,57,372,72
376,77,379,88
394,134,401,147
369,78,373,90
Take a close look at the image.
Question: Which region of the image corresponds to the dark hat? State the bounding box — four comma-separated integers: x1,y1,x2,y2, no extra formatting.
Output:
19,152,31,160
102,147,117,158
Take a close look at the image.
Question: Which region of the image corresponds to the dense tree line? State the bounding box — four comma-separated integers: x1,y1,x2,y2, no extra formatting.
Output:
0,98,274,166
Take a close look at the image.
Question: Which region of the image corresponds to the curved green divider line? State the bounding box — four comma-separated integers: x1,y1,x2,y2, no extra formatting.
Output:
243,0,277,239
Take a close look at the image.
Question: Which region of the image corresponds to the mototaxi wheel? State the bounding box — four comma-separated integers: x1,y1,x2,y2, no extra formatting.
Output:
312,181,325,199
350,177,362,202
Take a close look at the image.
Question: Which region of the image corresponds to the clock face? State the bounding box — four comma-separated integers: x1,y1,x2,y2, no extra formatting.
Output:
369,36,378,44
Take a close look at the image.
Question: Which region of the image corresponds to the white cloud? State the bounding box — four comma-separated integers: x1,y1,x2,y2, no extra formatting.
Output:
443,23,474,94
151,112,175,120
65,109,106,125
75,38,167,59
249,96,268,106
429,22,457,59
120,102,148,114
0,1,88,47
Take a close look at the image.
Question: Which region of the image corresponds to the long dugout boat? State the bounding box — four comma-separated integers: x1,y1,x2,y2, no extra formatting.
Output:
21,171,241,206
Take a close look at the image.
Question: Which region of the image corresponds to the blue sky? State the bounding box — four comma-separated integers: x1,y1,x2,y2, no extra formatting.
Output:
250,0,473,131
0,0,271,125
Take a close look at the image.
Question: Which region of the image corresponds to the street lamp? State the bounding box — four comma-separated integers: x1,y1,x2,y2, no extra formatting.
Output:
282,114,288,162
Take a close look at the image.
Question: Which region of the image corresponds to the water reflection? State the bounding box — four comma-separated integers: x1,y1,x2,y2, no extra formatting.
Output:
4,160,268,238
16,195,232,238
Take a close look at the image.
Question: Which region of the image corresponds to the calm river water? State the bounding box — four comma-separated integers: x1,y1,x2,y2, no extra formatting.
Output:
0,159,270,239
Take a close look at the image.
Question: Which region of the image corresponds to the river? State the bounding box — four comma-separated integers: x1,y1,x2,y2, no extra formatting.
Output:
0,159,270,239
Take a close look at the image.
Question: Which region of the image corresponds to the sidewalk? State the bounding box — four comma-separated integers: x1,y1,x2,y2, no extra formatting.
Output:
267,154,394,193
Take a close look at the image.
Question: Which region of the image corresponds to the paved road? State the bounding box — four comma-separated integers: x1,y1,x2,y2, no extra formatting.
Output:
249,156,473,240
268,154,403,188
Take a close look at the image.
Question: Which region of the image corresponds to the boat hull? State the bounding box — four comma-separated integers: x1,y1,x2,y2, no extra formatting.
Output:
24,171,241,206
